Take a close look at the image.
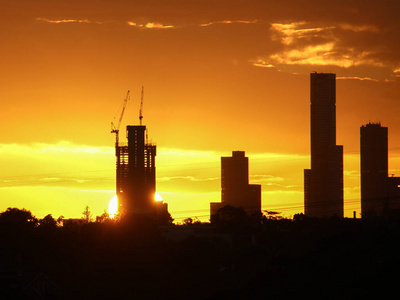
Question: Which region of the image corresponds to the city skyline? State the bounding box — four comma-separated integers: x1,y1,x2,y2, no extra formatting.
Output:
2,1,400,220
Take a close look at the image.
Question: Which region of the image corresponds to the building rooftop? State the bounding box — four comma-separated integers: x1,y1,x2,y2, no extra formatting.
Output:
363,122,382,127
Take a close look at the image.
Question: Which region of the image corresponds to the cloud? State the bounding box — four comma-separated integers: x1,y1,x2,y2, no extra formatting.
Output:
269,22,384,68
253,21,399,80
36,17,104,24
337,76,378,81
199,20,258,27
1,141,114,155
248,175,303,191
158,175,218,182
264,183,303,189
249,58,275,68
270,22,335,46
0,142,114,189
0,176,112,188
127,19,257,29
344,170,360,177
127,22,174,29
338,24,379,33
249,174,284,183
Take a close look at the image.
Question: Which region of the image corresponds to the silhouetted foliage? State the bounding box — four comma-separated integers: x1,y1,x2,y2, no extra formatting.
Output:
3,205,400,299
263,210,283,220
82,205,92,223
96,210,110,223
0,207,38,228
156,208,174,226
293,212,306,222
57,215,64,225
212,205,249,228
182,217,193,225
38,214,58,229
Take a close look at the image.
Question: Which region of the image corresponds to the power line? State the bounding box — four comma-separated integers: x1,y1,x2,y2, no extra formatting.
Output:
167,197,368,221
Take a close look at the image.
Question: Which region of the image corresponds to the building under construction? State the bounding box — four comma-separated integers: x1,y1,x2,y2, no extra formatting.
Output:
112,89,168,217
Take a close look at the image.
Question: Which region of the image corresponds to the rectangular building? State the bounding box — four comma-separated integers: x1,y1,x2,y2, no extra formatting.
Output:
360,123,388,217
304,73,344,218
211,151,261,220
360,122,400,217
116,125,161,214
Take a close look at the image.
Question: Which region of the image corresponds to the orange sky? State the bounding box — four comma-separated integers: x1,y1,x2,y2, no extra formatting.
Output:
1,1,400,221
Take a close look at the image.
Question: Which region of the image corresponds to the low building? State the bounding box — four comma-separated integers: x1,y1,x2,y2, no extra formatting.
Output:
210,151,261,222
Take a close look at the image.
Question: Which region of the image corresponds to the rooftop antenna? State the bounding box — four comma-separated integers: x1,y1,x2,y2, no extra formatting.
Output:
139,86,144,125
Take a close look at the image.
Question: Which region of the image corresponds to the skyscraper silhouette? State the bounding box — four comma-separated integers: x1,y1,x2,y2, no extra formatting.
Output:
210,151,261,220
304,73,344,218
361,122,400,217
360,123,388,217
116,125,167,215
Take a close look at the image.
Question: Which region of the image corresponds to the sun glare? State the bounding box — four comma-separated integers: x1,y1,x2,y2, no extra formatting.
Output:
155,192,163,202
108,195,118,218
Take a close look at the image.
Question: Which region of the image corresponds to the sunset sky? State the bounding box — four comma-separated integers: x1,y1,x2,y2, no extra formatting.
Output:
2,1,400,221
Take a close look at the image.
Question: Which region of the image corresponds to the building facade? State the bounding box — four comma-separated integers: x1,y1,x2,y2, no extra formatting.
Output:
304,72,344,218
210,151,261,220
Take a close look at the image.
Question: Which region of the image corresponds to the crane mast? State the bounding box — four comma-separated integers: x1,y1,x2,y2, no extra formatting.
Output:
111,90,130,146
139,86,144,126
138,86,149,143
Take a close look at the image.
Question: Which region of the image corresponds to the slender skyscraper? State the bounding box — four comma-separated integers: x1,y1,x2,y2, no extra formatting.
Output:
304,73,344,218
360,123,388,218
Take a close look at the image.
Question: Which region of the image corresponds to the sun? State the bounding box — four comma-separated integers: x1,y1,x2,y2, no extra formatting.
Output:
108,195,118,218
155,192,163,202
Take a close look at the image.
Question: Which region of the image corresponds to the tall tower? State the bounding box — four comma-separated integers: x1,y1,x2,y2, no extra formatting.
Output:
360,123,388,217
126,125,156,213
221,151,250,208
210,151,261,220
115,125,157,214
304,73,344,218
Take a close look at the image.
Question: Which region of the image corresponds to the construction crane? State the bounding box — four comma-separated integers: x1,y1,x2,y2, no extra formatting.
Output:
111,90,130,146
139,86,144,125
138,86,150,144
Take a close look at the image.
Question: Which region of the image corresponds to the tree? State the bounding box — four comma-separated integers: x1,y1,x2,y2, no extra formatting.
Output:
82,206,92,223
263,210,283,221
212,205,248,227
0,207,38,228
96,210,110,223
193,217,202,225
293,212,306,222
157,209,174,225
57,215,64,226
182,217,193,225
39,214,58,229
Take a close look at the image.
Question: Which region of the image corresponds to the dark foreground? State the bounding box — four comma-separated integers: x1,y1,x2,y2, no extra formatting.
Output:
1,218,399,299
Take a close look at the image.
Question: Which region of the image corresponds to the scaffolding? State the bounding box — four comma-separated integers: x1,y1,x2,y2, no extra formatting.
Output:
115,126,157,213
116,143,129,197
